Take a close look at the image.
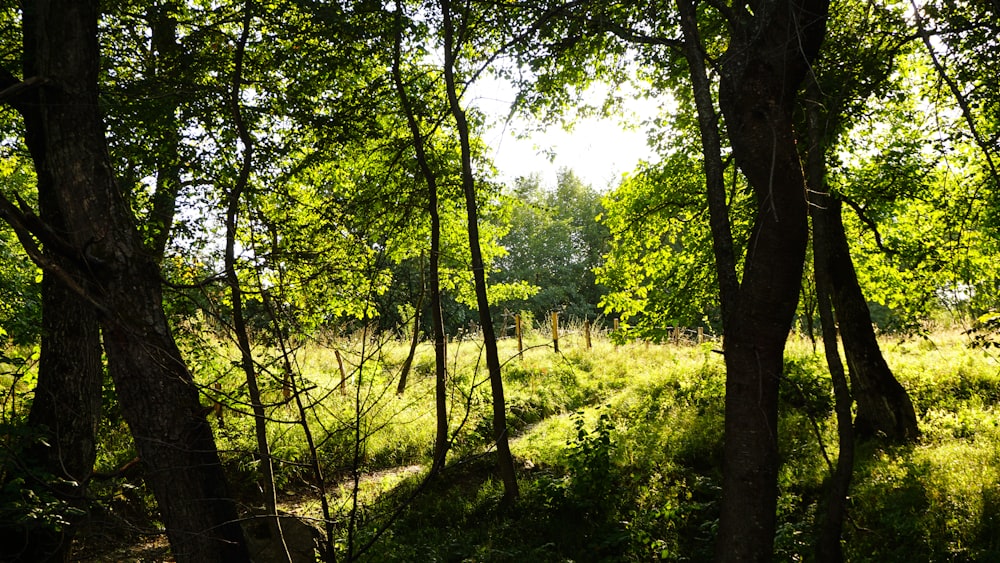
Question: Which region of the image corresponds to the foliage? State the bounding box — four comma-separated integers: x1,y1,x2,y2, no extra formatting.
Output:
493,169,609,322
348,330,1000,562
3,316,1000,561
1,0,1000,559
597,148,752,341
0,157,40,346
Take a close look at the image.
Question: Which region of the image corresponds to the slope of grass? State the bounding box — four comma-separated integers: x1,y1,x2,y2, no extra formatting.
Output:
343,329,1000,561
7,324,997,560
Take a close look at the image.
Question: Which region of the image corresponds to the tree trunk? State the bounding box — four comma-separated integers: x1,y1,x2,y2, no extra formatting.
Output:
712,1,829,560
0,275,103,562
224,6,289,561
145,1,183,261
17,1,249,560
441,0,518,500
397,257,424,396
807,93,855,563
0,37,104,563
390,9,450,473
812,260,855,563
820,198,919,442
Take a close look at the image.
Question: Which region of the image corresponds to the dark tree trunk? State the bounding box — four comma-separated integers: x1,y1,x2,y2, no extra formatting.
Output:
223,7,290,561
807,94,855,563
441,0,518,500
14,1,249,560
820,198,919,442
390,9,450,472
0,276,103,562
396,260,423,396
812,254,855,563
798,71,918,444
429,226,449,475
812,226,856,562
676,0,739,312
0,40,104,563
145,1,183,261
712,1,829,560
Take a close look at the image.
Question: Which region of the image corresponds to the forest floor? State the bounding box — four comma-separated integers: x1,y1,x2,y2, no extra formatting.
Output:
58,327,1000,561
70,464,427,562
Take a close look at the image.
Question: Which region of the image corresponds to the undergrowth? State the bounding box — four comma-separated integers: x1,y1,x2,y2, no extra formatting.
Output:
6,325,1000,561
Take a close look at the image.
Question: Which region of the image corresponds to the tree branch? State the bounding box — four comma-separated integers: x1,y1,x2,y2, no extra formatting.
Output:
911,0,1000,189
0,193,110,315
839,194,895,256
599,19,683,48
0,75,48,107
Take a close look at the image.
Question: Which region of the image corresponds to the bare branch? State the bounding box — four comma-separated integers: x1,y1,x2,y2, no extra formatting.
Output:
840,194,894,256
0,193,110,315
0,76,48,106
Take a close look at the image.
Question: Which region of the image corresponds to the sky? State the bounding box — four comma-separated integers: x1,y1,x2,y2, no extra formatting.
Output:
470,78,660,191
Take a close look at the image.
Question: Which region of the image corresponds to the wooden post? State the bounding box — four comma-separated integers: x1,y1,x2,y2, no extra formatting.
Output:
584,318,592,350
515,313,523,359
613,318,619,347
336,349,348,396
551,311,559,353
212,382,224,427
673,325,681,345
698,326,705,344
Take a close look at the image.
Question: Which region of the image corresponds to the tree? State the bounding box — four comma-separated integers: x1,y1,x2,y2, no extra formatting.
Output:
912,0,999,191
597,139,754,341
0,151,103,562
391,0,450,472
802,0,920,445
511,0,827,555
440,0,520,501
676,0,829,559
0,1,248,560
495,169,609,323
0,9,103,562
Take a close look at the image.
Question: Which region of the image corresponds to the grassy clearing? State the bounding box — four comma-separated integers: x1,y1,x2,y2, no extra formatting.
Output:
8,324,1000,560
337,328,1000,561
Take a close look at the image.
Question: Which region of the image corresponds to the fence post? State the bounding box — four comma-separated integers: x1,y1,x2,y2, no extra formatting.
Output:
613,318,619,348
698,326,704,344
515,313,523,359
213,382,224,427
673,325,681,345
336,349,348,396
551,311,560,353
584,318,592,350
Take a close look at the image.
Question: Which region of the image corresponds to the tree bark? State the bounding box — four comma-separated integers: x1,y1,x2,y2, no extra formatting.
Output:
807,92,855,563
0,274,103,563
712,1,829,560
0,35,104,563
441,0,518,500
798,69,919,444
821,198,919,442
812,250,855,563
391,8,450,473
676,0,739,312
15,1,249,560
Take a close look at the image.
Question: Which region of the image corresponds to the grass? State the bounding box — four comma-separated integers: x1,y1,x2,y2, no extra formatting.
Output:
6,323,1000,561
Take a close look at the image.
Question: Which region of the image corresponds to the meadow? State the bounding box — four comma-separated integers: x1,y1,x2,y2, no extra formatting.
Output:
6,322,998,561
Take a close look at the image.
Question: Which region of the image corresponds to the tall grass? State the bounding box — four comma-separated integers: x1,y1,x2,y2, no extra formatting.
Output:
8,322,1000,560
